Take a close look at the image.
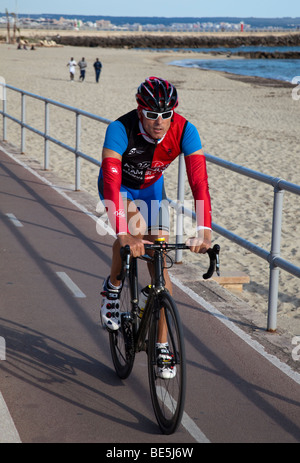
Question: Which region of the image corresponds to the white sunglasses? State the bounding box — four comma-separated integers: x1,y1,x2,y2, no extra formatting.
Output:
142,109,173,120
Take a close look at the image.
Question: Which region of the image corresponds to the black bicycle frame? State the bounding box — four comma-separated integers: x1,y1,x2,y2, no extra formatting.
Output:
119,243,220,354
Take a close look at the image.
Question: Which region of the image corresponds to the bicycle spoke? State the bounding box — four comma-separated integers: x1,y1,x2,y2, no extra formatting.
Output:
156,386,178,416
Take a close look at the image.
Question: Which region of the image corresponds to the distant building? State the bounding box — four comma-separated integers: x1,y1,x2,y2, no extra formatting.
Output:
96,19,112,29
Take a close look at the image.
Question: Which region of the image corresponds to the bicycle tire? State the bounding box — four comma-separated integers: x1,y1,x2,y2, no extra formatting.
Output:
148,291,186,434
109,271,135,379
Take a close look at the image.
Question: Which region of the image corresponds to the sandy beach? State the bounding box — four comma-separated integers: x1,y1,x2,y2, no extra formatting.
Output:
0,39,299,337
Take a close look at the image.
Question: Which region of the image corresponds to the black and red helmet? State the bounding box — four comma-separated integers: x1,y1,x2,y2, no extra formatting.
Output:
136,76,178,112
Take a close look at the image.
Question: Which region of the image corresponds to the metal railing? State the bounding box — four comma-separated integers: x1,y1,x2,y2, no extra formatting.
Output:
173,153,300,332
1,83,300,332
1,83,110,189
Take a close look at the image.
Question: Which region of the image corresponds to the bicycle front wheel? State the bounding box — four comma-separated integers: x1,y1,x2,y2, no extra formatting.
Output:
109,272,135,379
148,292,186,434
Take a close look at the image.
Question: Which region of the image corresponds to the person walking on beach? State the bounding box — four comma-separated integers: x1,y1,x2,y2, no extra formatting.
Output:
93,58,102,83
78,57,87,82
98,76,212,379
67,57,77,81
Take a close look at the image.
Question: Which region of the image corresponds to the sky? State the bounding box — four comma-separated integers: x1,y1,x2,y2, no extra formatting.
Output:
1,0,300,18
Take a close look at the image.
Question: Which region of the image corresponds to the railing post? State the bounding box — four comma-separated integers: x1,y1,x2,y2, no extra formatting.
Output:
75,112,81,191
2,83,7,141
175,153,185,263
21,93,26,153
44,101,49,170
267,185,284,331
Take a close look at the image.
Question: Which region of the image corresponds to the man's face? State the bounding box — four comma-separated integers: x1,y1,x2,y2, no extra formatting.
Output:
138,109,172,140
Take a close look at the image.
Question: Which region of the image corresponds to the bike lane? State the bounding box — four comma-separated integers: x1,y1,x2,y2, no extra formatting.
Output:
0,148,199,444
0,147,300,443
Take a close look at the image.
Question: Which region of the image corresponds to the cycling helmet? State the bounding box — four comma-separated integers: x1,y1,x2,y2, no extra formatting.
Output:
136,76,178,112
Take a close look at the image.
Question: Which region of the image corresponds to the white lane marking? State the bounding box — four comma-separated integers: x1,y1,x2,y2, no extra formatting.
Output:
56,272,86,298
0,337,6,360
5,213,23,227
170,275,300,386
156,386,210,443
0,392,21,443
1,147,114,238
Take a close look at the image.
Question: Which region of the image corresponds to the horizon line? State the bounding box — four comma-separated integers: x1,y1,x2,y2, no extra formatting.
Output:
1,13,300,20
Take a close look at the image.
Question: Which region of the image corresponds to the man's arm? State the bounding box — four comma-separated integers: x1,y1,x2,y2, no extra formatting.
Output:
101,148,128,236
101,148,149,257
184,150,212,253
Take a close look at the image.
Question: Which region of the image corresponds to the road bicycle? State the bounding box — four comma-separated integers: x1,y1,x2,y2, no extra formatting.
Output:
108,238,220,434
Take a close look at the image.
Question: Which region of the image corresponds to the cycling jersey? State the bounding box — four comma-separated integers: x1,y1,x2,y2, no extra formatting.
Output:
98,109,211,235
102,109,201,189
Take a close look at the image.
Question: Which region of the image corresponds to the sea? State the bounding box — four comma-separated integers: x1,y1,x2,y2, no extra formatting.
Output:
166,46,300,83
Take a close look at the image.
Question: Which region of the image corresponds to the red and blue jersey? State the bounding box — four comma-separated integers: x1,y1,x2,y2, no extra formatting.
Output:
103,109,201,188
99,110,211,234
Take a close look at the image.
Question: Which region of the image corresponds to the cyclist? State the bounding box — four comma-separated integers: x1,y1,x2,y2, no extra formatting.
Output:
98,76,212,378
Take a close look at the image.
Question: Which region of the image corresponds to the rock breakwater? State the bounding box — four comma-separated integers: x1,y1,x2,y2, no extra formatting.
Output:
51,33,300,49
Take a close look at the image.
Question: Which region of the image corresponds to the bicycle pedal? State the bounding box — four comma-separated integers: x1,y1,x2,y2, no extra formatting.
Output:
121,312,133,322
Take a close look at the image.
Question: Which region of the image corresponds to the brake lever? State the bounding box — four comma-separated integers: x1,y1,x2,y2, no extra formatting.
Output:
203,244,220,279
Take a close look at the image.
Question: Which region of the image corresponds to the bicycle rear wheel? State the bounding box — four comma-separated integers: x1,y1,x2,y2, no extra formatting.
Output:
109,272,135,379
148,291,186,434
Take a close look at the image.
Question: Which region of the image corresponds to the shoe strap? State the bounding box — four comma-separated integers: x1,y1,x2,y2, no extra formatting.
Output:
157,347,171,358
101,289,120,300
